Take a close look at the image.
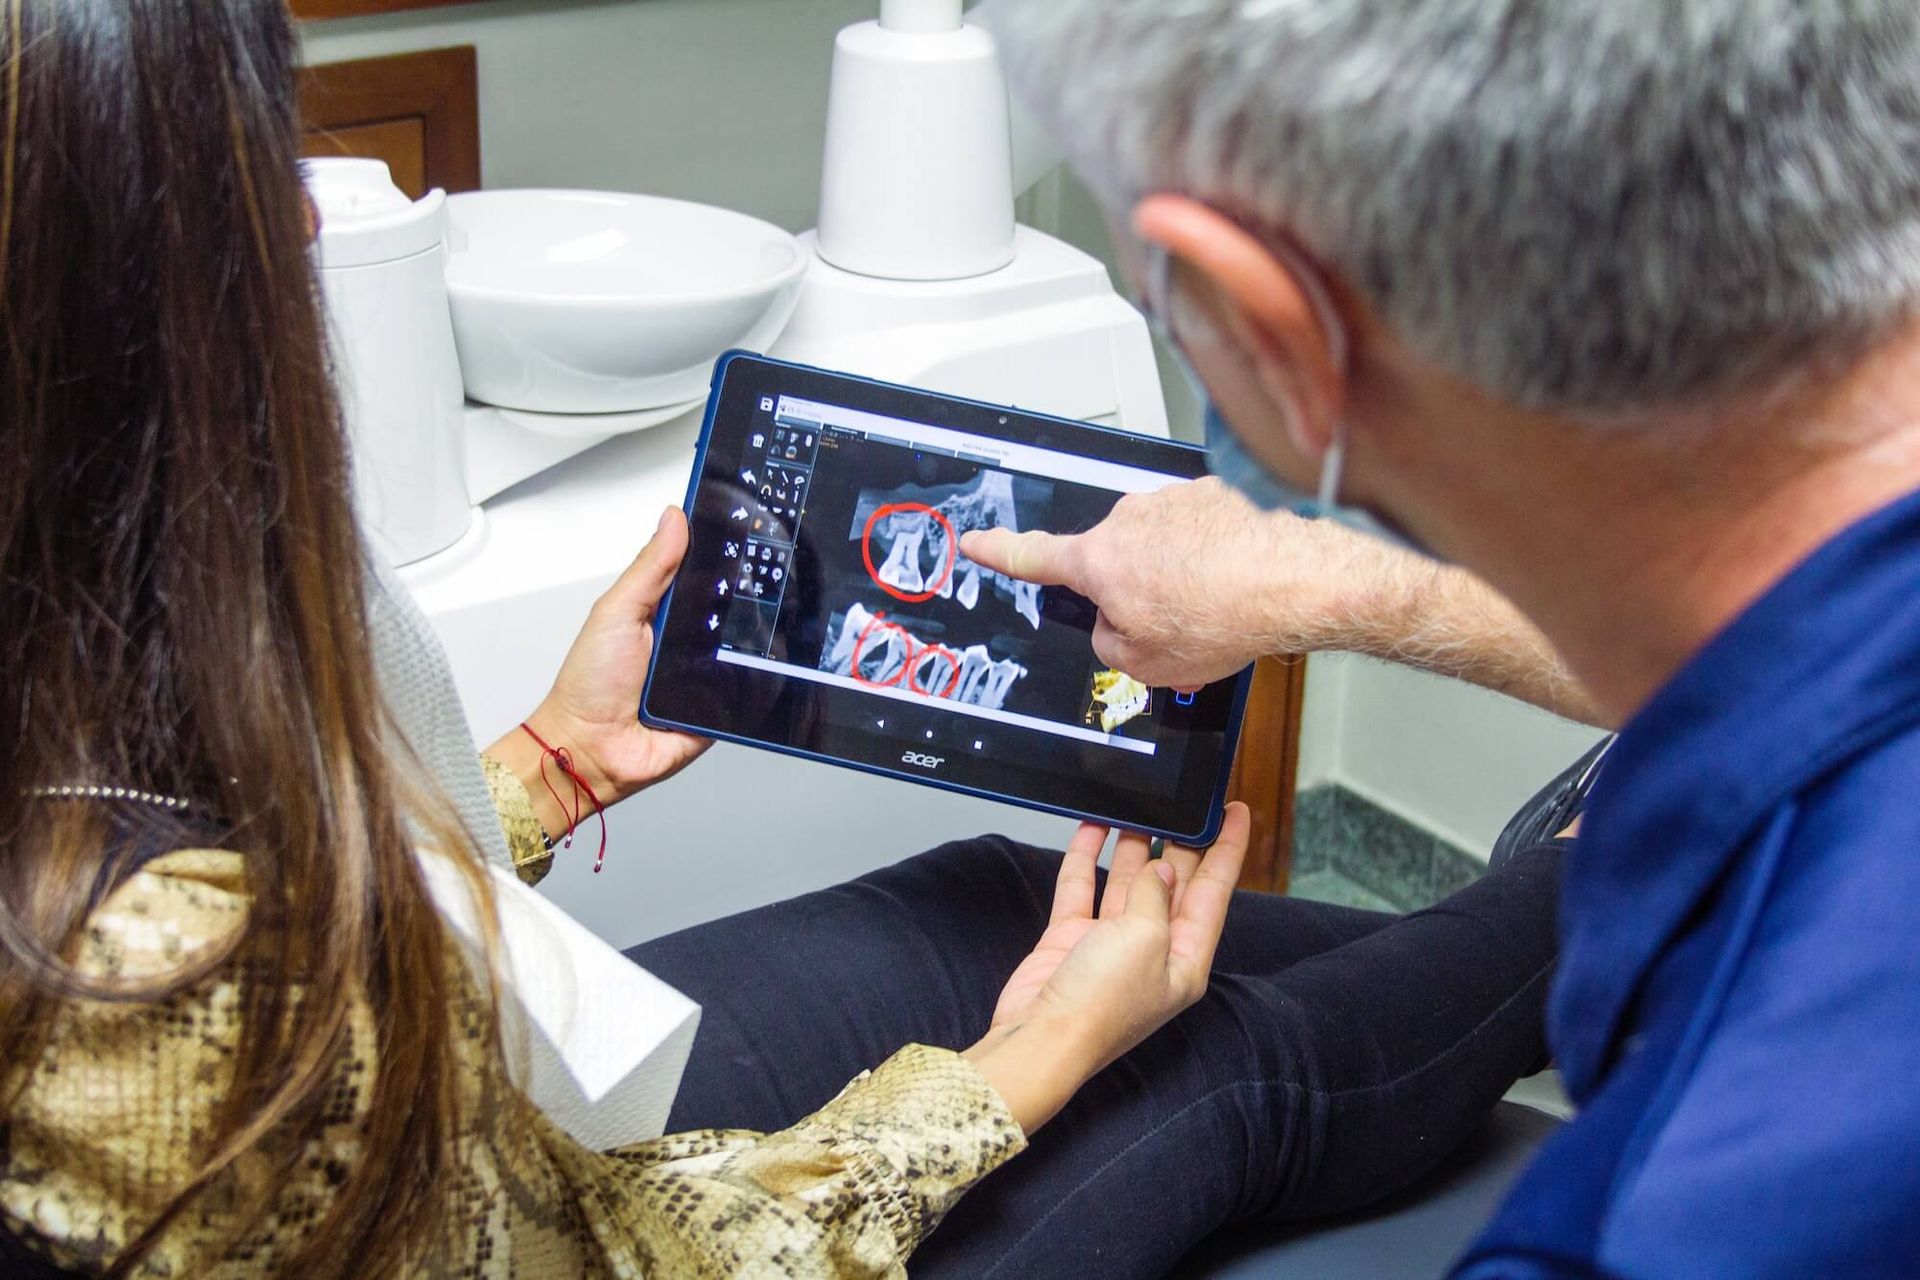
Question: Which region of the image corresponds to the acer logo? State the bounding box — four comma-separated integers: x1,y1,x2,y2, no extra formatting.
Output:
901,752,946,770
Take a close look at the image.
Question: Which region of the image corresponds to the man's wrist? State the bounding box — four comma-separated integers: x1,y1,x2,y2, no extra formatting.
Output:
1364,556,1449,654
1248,512,1353,656
1257,517,1445,661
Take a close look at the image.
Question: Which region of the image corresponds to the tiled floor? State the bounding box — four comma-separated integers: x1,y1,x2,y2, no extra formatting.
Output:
1292,784,1487,911
1505,1070,1575,1118
1288,868,1403,914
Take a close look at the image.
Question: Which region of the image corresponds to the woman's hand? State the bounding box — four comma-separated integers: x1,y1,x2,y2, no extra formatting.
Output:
963,803,1250,1134
488,508,711,837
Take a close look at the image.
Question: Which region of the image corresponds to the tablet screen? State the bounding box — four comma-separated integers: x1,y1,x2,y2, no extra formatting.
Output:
643,354,1252,842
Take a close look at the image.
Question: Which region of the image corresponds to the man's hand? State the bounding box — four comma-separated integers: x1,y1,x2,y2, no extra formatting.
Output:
962,477,1420,688
962,804,1250,1134
966,476,1608,725
488,508,711,837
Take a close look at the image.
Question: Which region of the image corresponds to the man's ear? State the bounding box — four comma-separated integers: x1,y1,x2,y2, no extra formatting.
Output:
1133,194,1346,460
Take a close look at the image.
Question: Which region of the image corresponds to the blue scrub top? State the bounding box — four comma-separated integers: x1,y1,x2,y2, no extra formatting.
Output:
1455,489,1920,1278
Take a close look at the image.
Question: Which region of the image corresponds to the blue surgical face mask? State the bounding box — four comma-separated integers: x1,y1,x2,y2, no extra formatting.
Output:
1147,245,1441,559
1195,373,1430,555
1202,400,1312,513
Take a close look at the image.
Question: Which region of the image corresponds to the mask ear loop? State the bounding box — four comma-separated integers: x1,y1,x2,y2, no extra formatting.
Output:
1263,238,1353,511
1316,425,1349,510
1142,242,1175,341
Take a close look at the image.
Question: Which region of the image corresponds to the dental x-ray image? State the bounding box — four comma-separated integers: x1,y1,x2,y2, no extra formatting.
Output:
728,420,1160,740
819,601,1030,709
848,471,1052,628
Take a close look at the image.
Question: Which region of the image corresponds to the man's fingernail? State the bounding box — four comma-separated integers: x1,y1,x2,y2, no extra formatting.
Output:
656,507,672,534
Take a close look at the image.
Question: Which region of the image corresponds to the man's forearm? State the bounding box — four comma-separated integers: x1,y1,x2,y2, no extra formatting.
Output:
1385,565,1610,727
1257,531,1611,728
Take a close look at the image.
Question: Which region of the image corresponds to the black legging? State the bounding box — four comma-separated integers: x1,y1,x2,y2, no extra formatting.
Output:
629,836,1562,1278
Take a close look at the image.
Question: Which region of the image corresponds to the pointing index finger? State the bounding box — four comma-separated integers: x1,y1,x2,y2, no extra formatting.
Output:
960,527,1083,590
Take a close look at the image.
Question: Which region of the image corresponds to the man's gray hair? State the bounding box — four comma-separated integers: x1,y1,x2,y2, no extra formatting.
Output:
981,0,1920,414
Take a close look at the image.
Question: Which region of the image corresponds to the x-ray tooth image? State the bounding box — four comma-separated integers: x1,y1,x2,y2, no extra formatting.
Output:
820,602,1029,710
850,470,1050,629
870,509,942,594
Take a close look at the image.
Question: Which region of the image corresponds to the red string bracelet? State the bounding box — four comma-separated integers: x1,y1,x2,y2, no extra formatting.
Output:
519,722,611,874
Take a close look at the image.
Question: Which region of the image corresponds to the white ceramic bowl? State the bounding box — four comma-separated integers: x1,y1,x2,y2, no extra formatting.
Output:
444,190,808,415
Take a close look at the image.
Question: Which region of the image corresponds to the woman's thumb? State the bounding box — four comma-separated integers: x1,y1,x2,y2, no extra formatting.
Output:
604,507,688,620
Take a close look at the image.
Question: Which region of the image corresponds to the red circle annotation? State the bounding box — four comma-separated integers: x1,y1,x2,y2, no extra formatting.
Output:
861,503,957,604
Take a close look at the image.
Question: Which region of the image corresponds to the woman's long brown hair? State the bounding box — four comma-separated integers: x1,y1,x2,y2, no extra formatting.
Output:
0,1,489,1273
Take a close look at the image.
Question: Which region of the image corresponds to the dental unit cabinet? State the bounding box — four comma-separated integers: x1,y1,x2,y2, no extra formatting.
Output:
309,3,1170,949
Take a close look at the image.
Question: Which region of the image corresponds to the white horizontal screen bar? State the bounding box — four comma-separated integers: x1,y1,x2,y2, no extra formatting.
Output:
715,649,1159,757
775,396,1185,496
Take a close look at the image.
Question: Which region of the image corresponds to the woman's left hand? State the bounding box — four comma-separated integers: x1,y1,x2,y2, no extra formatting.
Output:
961,805,1249,1133
988,807,1248,1042
489,508,712,835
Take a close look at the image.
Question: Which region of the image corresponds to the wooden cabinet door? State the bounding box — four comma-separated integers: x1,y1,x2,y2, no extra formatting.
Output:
299,46,480,199
1227,657,1307,893
294,0,471,18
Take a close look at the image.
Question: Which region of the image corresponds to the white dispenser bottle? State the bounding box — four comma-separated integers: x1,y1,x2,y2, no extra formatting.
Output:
307,158,472,567
815,0,1018,281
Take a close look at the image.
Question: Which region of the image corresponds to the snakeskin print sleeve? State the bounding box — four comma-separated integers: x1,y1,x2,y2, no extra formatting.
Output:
0,851,1028,1278
566,1045,1028,1276
481,753,554,886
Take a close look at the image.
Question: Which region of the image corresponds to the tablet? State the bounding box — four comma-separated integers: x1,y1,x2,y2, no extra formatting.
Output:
642,352,1253,844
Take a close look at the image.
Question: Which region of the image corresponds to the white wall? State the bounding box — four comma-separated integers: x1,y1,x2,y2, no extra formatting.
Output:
303,0,880,232
1303,654,1607,857
1294,651,1348,791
